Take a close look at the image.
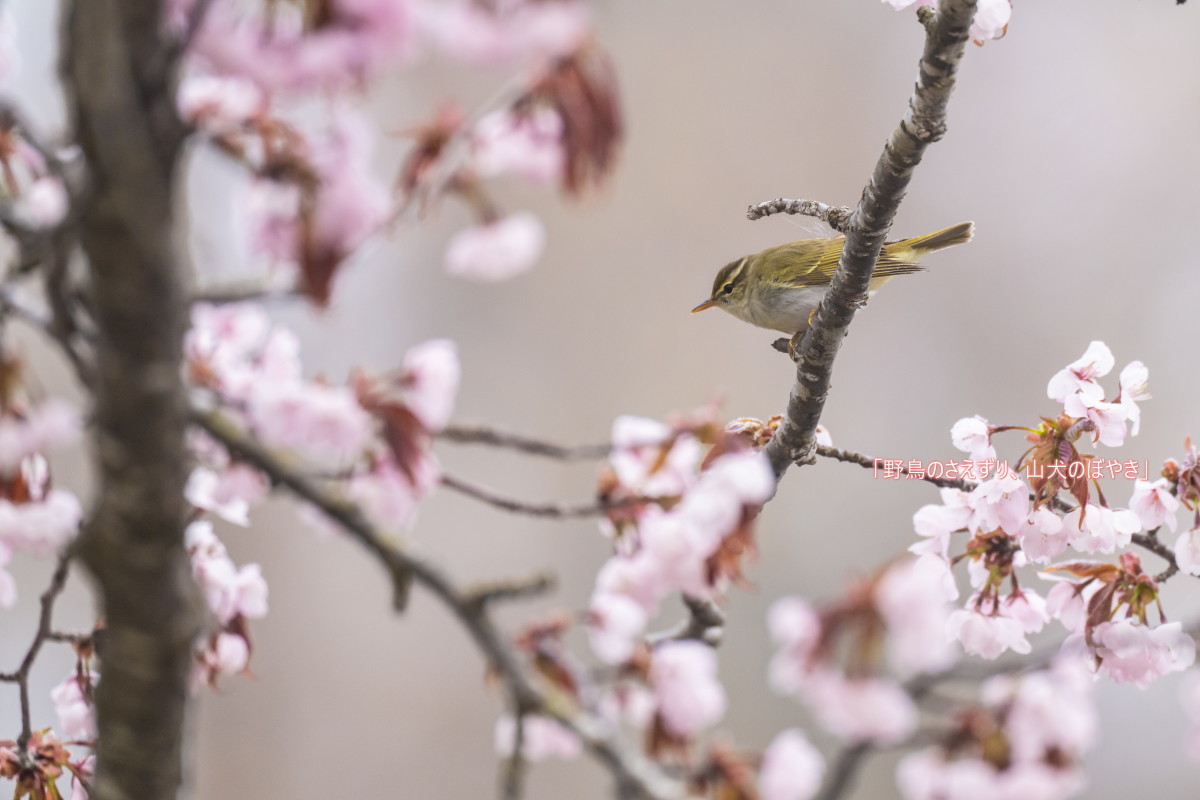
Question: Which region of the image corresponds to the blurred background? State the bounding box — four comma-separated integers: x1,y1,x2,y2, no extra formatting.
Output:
4,0,1200,797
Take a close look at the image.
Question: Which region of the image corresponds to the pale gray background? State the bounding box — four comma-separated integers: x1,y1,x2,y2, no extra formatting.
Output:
3,1,1200,798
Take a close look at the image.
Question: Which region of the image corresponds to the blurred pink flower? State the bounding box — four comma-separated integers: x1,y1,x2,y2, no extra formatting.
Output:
586,591,647,664
494,714,581,761
648,641,726,738
51,673,96,741
803,672,917,744
758,729,824,800
1174,527,1200,576
401,339,460,433
1131,478,1179,532
423,0,589,65
177,73,264,126
470,107,565,184
248,382,374,467
444,212,546,281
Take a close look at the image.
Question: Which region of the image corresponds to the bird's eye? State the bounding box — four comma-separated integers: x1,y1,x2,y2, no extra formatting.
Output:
722,283,734,295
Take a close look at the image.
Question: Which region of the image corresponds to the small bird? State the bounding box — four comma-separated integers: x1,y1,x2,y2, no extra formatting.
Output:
691,222,974,346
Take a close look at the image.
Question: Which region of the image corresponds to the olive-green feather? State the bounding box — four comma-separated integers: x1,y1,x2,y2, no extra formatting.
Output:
776,221,974,288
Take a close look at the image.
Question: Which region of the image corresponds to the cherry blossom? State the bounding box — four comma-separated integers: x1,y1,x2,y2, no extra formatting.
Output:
586,592,647,665
346,454,440,532
248,381,374,467
982,657,1097,766
1118,360,1150,436
50,673,96,741
399,339,460,433
494,714,582,761
648,641,726,738
0,484,83,557
767,597,822,693
968,475,1029,536
0,399,82,472
911,487,972,560
1060,504,1140,554
423,0,590,66
1088,619,1195,688
1014,506,1068,564
1129,478,1179,533
186,520,269,626
609,416,700,499
470,107,565,185
444,212,546,281
1047,340,1113,412
1043,580,1093,634
186,467,251,526
187,0,421,94
1174,527,1200,577
758,729,824,800
177,73,264,127
947,607,1031,659
875,559,958,674
14,177,68,228
950,415,995,462
802,671,917,744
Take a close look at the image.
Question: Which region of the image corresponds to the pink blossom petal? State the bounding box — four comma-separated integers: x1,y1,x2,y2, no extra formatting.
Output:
445,213,545,281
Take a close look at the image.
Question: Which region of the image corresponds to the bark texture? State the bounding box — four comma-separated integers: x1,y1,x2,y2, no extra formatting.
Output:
62,3,202,799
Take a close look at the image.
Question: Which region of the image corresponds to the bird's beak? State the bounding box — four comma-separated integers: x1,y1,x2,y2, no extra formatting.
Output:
691,298,718,313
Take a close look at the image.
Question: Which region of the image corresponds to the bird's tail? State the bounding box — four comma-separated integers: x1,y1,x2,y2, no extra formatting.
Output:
893,221,975,259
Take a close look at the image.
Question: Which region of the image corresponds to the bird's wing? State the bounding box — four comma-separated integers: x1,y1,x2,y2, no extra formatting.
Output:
777,239,844,288
780,238,926,287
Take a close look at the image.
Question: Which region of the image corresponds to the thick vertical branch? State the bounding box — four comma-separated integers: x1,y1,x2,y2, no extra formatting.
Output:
61,3,202,800
764,0,978,477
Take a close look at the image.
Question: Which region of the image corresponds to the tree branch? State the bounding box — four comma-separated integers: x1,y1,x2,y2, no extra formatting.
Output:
440,424,612,460
763,0,978,478
0,555,72,752
441,473,613,519
746,198,852,232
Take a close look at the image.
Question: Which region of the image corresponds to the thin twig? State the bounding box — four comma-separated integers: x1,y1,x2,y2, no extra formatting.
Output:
815,742,871,800
441,473,611,519
646,595,726,648
1132,532,1179,583
440,424,612,460
465,573,556,608
763,0,978,478
0,554,72,752
746,199,853,233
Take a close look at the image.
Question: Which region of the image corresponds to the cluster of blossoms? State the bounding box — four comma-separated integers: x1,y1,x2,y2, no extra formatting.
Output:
489,414,835,798
186,520,269,687
911,341,1198,690
587,414,775,667
769,558,957,745
898,656,1097,800
172,0,619,300
882,0,1012,42
186,302,460,533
